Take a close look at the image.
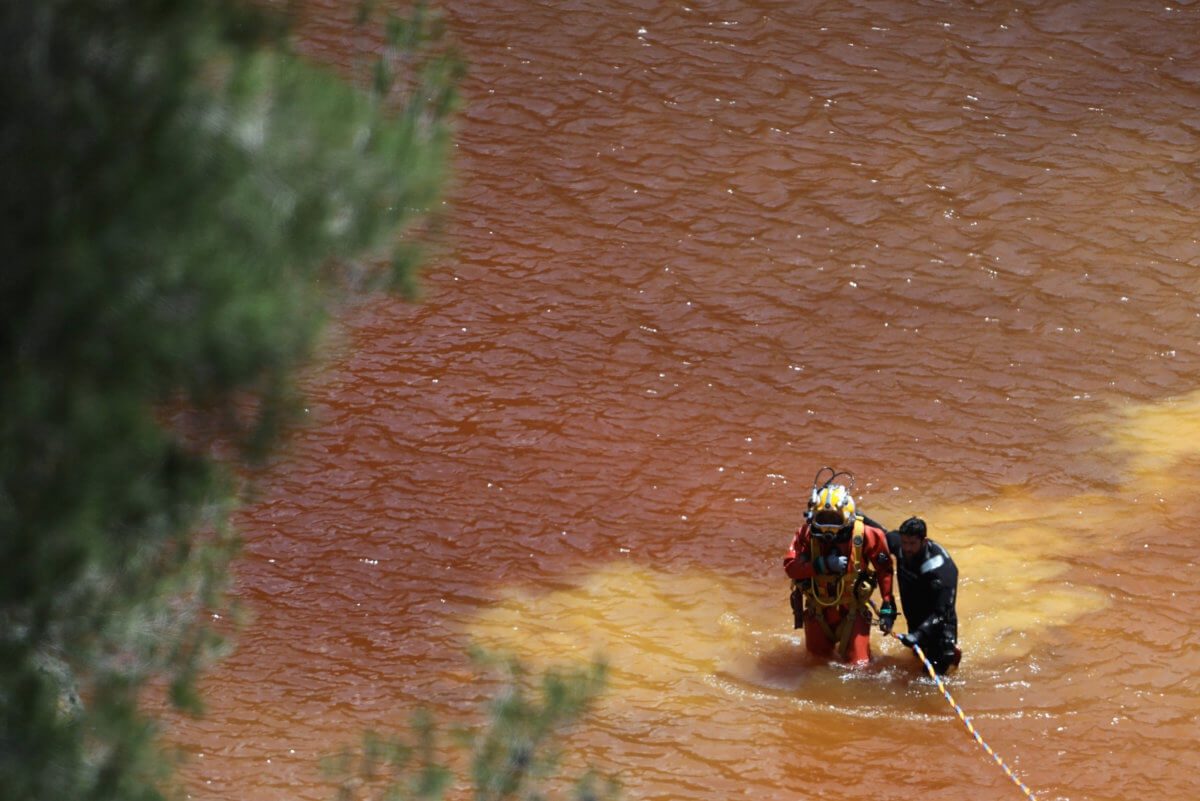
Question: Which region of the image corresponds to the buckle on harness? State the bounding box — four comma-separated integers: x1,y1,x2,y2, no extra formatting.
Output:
852,569,877,603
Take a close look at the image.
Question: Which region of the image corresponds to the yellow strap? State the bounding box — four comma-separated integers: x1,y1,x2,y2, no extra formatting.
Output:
801,519,875,659
835,610,857,659
806,518,867,607
850,522,864,571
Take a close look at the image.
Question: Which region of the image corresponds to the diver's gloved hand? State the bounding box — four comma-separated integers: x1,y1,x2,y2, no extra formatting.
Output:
897,632,918,649
814,554,848,574
878,601,897,633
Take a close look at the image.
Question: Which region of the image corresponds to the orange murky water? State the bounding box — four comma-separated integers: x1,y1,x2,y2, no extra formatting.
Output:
163,2,1200,800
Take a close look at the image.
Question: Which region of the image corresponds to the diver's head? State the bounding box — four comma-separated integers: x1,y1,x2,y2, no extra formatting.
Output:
809,484,855,541
898,516,927,559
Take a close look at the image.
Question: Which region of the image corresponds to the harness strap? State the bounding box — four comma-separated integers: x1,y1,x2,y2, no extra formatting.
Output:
807,518,867,606
835,610,856,659
802,519,878,659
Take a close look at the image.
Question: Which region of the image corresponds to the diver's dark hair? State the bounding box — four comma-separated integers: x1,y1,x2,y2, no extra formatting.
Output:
898,517,927,539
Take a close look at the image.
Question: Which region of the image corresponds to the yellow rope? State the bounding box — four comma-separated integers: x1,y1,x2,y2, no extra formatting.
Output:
893,631,1039,801
807,574,847,608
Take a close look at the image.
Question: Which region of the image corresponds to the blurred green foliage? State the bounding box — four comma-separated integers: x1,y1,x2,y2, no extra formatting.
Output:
324,653,620,801
0,1,461,799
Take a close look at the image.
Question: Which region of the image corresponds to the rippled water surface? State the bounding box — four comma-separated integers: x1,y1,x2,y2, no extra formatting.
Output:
163,2,1200,799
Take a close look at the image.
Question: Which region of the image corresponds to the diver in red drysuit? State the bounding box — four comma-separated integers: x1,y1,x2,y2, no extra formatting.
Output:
783,479,896,665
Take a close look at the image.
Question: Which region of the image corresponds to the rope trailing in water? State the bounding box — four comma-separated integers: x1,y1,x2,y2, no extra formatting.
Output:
884,628,1039,801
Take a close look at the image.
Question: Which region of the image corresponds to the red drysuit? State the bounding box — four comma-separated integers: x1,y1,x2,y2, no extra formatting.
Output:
784,518,895,665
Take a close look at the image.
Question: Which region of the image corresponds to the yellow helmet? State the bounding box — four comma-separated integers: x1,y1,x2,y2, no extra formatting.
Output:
809,484,855,535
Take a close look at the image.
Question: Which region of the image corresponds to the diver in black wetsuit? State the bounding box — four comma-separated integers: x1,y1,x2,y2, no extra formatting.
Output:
885,517,961,674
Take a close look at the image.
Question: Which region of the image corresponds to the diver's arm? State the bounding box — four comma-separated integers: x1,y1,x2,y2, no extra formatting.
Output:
912,559,957,643
783,527,818,580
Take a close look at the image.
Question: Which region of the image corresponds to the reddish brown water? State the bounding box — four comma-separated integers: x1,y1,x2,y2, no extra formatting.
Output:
164,2,1200,800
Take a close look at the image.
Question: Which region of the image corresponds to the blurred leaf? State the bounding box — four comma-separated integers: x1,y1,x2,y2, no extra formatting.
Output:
325,655,615,801
0,1,461,798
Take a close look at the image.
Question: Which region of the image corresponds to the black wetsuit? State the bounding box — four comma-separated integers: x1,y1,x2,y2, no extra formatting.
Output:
885,532,959,673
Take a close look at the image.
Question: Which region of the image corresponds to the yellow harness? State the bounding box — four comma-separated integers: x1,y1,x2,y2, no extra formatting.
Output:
795,517,880,658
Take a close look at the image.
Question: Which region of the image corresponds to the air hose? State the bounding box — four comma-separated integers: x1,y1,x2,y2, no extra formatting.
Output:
869,603,1040,801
